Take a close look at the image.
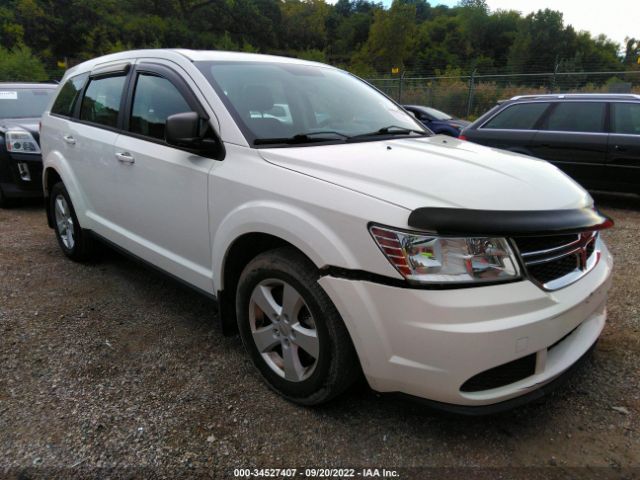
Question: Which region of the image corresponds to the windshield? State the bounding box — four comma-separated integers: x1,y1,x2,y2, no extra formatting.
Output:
0,88,55,118
197,61,426,146
422,107,452,121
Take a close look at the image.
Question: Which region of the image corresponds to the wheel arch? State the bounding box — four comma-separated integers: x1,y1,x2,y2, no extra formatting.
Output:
43,166,62,228
42,151,89,230
216,232,310,334
212,202,358,335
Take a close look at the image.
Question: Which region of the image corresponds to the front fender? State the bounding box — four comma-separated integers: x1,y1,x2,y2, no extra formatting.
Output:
212,200,359,291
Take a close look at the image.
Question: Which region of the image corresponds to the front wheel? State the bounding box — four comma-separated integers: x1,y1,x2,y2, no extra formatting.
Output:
236,247,360,405
50,182,95,261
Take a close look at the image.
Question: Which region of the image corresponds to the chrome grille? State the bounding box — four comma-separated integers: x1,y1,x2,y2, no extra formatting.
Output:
513,231,599,290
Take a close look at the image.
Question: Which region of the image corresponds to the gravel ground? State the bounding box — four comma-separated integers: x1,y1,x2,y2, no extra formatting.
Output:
0,192,639,479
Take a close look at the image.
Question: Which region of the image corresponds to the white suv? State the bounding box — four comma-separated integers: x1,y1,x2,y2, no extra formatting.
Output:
40,50,614,412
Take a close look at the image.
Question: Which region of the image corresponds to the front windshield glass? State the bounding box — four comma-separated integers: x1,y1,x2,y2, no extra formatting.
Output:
197,61,426,145
0,88,54,118
423,107,452,120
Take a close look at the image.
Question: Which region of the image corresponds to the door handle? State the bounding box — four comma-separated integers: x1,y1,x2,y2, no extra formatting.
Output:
614,145,627,152
63,135,76,145
115,152,135,164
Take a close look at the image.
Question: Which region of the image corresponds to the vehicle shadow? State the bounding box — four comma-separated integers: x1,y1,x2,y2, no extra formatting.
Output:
1,197,45,210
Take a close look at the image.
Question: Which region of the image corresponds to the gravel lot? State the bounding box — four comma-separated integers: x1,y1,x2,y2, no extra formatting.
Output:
1,193,639,479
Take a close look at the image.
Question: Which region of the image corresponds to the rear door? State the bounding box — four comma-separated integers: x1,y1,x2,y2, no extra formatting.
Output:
69,65,130,225
607,101,640,192
468,102,551,153
532,101,608,188
110,63,217,292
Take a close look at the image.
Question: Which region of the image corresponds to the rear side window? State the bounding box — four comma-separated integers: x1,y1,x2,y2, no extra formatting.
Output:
79,75,126,128
543,102,606,133
130,74,191,140
612,103,640,135
482,103,549,130
51,74,88,117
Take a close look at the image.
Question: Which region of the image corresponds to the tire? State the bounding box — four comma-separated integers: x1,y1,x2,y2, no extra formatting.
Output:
0,187,11,208
50,182,95,261
236,247,360,405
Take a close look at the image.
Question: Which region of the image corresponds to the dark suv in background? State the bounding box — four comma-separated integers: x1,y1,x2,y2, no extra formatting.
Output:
461,94,640,194
0,83,57,206
404,104,469,137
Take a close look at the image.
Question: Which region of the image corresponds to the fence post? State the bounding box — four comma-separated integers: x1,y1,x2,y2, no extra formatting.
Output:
398,70,405,102
466,69,476,118
550,59,559,93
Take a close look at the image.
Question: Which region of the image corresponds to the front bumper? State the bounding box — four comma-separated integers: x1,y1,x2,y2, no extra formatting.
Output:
0,151,44,198
319,241,613,407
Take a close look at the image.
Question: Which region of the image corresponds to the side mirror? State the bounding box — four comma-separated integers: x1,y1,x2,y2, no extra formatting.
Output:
165,112,203,147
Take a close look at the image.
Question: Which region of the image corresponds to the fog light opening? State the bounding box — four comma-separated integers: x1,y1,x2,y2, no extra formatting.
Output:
17,162,31,181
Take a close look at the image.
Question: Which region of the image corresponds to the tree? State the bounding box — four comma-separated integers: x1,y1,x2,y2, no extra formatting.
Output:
280,0,330,51
356,0,416,72
507,9,569,73
623,38,639,67
0,45,47,81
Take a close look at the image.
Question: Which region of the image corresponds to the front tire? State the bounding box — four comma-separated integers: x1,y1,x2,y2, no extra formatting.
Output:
50,182,95,261
236,247,360,405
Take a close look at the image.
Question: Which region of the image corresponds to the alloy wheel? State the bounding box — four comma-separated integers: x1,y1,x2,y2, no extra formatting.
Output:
54,194,75,250
248,279,320,382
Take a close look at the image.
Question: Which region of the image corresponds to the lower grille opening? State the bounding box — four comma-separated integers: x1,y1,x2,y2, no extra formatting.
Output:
460,353,537,393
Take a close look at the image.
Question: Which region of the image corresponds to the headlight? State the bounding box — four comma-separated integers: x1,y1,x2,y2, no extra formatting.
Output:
5,129,41,154
370,225,520,285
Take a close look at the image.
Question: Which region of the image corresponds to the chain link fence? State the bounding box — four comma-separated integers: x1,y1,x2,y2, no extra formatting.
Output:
366,70,640,120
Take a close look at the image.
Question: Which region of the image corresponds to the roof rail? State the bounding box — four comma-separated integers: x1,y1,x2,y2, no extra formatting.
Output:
510,93,640,101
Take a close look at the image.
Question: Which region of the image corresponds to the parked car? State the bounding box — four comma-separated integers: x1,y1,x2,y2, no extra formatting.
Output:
460,93,640,194
0,82,57,206
41,50,613,413
404,104,470,136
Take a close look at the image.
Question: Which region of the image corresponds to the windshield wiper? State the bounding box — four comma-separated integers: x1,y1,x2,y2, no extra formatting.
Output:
348,125,429,141
254,131,350,146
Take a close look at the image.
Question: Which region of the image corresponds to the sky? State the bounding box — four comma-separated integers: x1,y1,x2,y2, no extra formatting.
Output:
336,0,636,49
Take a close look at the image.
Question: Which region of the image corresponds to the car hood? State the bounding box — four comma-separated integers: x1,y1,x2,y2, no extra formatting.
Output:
259,136,592,212
0,117,41,144
447,119,471,128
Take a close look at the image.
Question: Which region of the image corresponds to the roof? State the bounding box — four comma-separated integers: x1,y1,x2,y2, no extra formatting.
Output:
0,82,57,89
509,93,640,101
173,49,328,67
65,48,333,79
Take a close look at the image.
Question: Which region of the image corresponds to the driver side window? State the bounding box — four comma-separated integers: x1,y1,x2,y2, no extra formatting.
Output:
130,74,191,141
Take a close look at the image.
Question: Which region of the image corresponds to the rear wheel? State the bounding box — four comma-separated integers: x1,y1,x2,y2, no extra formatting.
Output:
50,182,95,261
236,247,360,405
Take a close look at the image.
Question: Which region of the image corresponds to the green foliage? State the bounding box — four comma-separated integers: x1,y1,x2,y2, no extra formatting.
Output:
0,45,47,81
296,49,327,63
355,1,417,71
0,0,631,83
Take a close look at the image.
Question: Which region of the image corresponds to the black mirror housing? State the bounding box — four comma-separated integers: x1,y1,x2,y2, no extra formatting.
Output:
165,111,202,147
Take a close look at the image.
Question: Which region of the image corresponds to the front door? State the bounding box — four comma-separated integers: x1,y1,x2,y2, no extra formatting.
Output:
111,68,217,292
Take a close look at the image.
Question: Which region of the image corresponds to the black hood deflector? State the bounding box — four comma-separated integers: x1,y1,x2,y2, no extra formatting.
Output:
407,207,613,236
